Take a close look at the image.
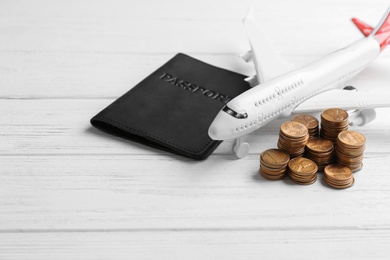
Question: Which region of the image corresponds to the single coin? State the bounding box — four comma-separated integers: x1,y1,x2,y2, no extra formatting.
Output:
290,174,318,185
288,157,318,175
260,165,287,176
306,138,334,153
324,175,353,186
320,122,349,129
324,164,352,181
280,121,308,138
278,143,307,157
338,131,366,148
326,177,355,189
305,157,333,167
337,143,366,152
292,114,319,129
336,153,363,163
321,108,349,124
336,147,364,157
260,161,286,170
288,171,316,182
260,149,290,166
337,162,363,173
306,149,334,158
351,162,363,172
259,169,285,180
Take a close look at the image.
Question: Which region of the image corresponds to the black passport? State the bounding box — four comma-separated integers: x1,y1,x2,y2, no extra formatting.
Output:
90,53,250,160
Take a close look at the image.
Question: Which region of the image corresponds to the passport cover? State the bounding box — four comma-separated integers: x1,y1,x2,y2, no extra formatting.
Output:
90,53,250,160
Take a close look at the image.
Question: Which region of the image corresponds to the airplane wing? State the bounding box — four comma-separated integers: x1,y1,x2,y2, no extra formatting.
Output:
243,8,294,85
294,89,390,113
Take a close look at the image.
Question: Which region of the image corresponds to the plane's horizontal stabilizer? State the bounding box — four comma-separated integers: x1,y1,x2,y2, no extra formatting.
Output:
294,89,390,113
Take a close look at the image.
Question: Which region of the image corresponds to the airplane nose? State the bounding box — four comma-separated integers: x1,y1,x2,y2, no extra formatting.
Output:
208,121,220,140
208,110,236,140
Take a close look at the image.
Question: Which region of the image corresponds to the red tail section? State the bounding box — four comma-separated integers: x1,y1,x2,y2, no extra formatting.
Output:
373,10,390,50
352,7,390,51
352,18,373,36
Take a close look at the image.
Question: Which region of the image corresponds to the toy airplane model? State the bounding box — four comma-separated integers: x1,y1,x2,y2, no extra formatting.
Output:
208,7,390,158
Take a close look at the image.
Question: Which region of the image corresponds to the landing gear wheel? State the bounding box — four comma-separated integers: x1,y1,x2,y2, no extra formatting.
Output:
233,137,250,159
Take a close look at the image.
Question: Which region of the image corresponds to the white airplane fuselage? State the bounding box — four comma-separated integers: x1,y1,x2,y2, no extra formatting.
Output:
208,37,381,140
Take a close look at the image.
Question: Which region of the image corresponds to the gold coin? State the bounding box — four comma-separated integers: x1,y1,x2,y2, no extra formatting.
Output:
321,108,349,124
260,149,290,166
288,171,316,181
321,122,348,129
336,153,363,163
337,162,363,172
324,175,353,186
306,149,334,159
280,121,308,139
306,138,334,153
323,163,355,189
278,136,308,148
338,131,366,148
260,165,287,176
305,143,334,159
292,114,319,129
288,157,318,175
320,108,349,145
324,164,352,181
336,145,365,157
259,169,285,180
277,144,305,157
290,174,317,185
260,161,286,171
350,162,363,172
306,158,333,167
335,130,366,174
278,121,309,158
326,177,355,189
320,125,348,133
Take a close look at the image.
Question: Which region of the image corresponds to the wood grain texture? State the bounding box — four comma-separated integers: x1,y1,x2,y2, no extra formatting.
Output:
1,154,390,231
2,100,390,155
1,231,390,260
0,53,389,98
1,0,390,259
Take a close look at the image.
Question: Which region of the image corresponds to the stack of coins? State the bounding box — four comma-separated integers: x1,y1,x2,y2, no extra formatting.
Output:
259,149,290,180
336,130,366,172
277,121,309,158
292,114,319,138
288,157,318,185
324,164,354,189
320,108,349,143
305,138,334,172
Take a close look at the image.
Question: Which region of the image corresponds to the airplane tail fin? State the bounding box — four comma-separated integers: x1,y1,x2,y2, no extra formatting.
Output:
352,7,390,51
351,18,373,36
372,7,390,50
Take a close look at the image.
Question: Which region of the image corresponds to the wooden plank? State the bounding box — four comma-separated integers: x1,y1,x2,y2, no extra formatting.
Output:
0,52,389,98
0,0,388,55
0,230,389,260
1,0,388,99
1,154,390,230
0,53,256,99
0,1,389,259
0,0,386,22
1,99,390,155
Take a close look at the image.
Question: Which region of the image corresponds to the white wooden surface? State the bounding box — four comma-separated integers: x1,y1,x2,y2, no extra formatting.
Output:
1,0,390,259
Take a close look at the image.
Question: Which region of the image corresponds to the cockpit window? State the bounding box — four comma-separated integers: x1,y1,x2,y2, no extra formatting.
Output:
222,106,248,119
